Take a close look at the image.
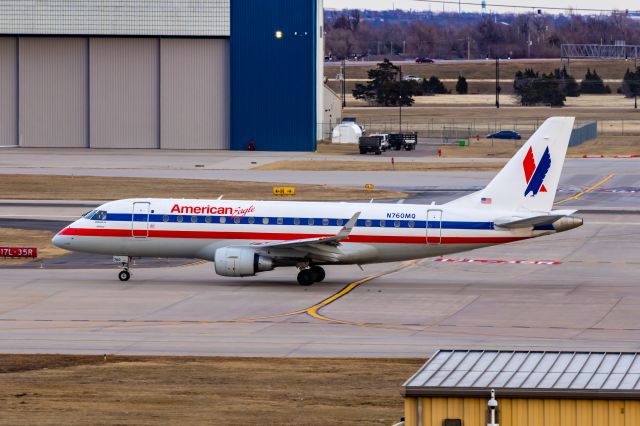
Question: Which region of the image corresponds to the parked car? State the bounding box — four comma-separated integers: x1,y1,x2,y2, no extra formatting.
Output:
415,57,434,63
485,130,522,140
402,75,422,82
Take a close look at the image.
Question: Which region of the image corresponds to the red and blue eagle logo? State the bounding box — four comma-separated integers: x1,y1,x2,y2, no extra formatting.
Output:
523,146,551,197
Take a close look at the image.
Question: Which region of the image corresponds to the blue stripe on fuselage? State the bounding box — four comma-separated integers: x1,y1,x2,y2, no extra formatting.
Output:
103,213,495,230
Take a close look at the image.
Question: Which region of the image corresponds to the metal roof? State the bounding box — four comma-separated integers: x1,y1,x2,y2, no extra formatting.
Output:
0,1,229,37
403,350,640,399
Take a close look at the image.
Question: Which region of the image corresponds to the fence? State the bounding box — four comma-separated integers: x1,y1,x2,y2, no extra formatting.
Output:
319,118,637,142
569,121,598,147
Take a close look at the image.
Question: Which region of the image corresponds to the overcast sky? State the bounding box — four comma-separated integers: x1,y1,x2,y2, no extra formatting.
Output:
324,0,639,15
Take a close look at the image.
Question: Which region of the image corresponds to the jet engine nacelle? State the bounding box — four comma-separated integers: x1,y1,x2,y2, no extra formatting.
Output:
552,216,583,232
214,247,274,277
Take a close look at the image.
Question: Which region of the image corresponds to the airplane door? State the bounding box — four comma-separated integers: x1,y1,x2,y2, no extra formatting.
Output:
426,209,442,244
131,202,151,238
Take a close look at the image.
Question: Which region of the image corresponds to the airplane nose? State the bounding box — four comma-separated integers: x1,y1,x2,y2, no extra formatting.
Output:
52,233,62,248
52,232,70,248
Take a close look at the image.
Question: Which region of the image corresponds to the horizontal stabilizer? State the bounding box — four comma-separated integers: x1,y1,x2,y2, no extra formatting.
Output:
495,210,577,229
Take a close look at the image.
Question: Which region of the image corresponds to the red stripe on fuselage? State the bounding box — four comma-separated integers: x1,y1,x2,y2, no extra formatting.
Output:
59,227,527,245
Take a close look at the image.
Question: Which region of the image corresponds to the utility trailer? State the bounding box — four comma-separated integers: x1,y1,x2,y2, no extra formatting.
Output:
358,136,384,155
388,132,418,151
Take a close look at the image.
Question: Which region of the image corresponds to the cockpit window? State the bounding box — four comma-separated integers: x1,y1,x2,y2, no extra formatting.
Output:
83,210,96,219
91,210,108,221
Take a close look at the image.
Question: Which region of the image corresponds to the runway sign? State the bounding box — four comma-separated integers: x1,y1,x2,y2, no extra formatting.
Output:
0,247,38,258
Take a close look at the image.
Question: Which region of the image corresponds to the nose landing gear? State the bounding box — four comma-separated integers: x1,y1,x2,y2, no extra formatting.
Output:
114,256,131,281
296,265,326,286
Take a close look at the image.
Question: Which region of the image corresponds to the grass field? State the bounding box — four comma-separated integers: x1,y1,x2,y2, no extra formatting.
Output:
327,80,624,96
326,58,633,84
0,175,406,201
255,159,504,172
0,228,65,265
325,59,640,128
0,355,422,425
339,103,640,137
438,136,640,158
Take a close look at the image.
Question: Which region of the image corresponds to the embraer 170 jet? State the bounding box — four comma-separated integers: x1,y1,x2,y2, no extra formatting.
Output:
53,117,583,285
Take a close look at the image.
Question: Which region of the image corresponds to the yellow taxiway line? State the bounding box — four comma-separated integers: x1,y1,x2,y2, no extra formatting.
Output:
233,260,418,325
554,174,614,205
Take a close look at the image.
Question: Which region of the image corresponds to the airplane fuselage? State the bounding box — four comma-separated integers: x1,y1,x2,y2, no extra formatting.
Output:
53,198,553,265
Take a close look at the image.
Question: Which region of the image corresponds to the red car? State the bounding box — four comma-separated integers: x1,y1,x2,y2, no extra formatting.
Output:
415,57,434,63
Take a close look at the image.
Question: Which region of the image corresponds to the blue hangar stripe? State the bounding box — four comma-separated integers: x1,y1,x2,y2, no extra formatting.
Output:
102,213,495,230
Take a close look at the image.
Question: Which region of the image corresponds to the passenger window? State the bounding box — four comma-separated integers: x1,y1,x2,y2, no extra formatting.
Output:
163,215,169,222
191,216,197,223
308,218,315,226
234,217,241,224
380,219,386,227
364,219,372,227
205,216,212,223
177,216,183,223
277,217,283,225
336,218,344,226
293,218,300,225
219,216,226,224
248,217,255,224
408,220,415,228
262,217,270,225
394,220,401,228
322,218,329,226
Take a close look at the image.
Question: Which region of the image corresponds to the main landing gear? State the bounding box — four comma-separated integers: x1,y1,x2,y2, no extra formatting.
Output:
297,266,325,286
114,256,131,282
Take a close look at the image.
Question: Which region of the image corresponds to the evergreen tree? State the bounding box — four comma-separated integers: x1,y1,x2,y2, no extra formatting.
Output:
554,66,580,97
621,68,640,99
422,76,449,94
580,68,611,94
455,74,468,94
513,68,565,106
352,59,419,106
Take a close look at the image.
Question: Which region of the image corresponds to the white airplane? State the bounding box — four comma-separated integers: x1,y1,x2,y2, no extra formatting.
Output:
53,117,583,285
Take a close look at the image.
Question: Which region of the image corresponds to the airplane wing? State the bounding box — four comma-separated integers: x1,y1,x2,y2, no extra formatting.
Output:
248,212,362,263
494,209,577,229
254,211,361,249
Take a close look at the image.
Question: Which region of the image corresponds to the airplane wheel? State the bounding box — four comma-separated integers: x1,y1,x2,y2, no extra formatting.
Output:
297,269,314,286
310,266,326,283
118,270,130,282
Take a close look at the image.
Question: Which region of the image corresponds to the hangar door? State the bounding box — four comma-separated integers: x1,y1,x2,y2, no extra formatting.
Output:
90,38,159,148
19,38,88,147
0,37,17,147
160,39,229,149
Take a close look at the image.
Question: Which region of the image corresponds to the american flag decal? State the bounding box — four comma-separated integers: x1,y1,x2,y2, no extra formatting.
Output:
481,197,492,204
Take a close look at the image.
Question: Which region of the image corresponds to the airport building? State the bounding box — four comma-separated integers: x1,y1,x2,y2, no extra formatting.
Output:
0,0,322,151
403,350,640,426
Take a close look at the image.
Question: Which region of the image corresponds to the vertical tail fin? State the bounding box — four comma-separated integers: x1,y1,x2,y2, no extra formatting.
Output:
446,117,575,213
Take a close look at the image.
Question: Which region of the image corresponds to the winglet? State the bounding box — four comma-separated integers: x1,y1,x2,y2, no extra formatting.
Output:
336,211,361,240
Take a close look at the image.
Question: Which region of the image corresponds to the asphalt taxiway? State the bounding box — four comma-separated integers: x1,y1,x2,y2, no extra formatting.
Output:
0,150,639,356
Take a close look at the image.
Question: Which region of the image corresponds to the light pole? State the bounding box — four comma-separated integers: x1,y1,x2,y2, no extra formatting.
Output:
635,48,638,109
398,66,403,132
495,57,501,108
341,58,346,108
